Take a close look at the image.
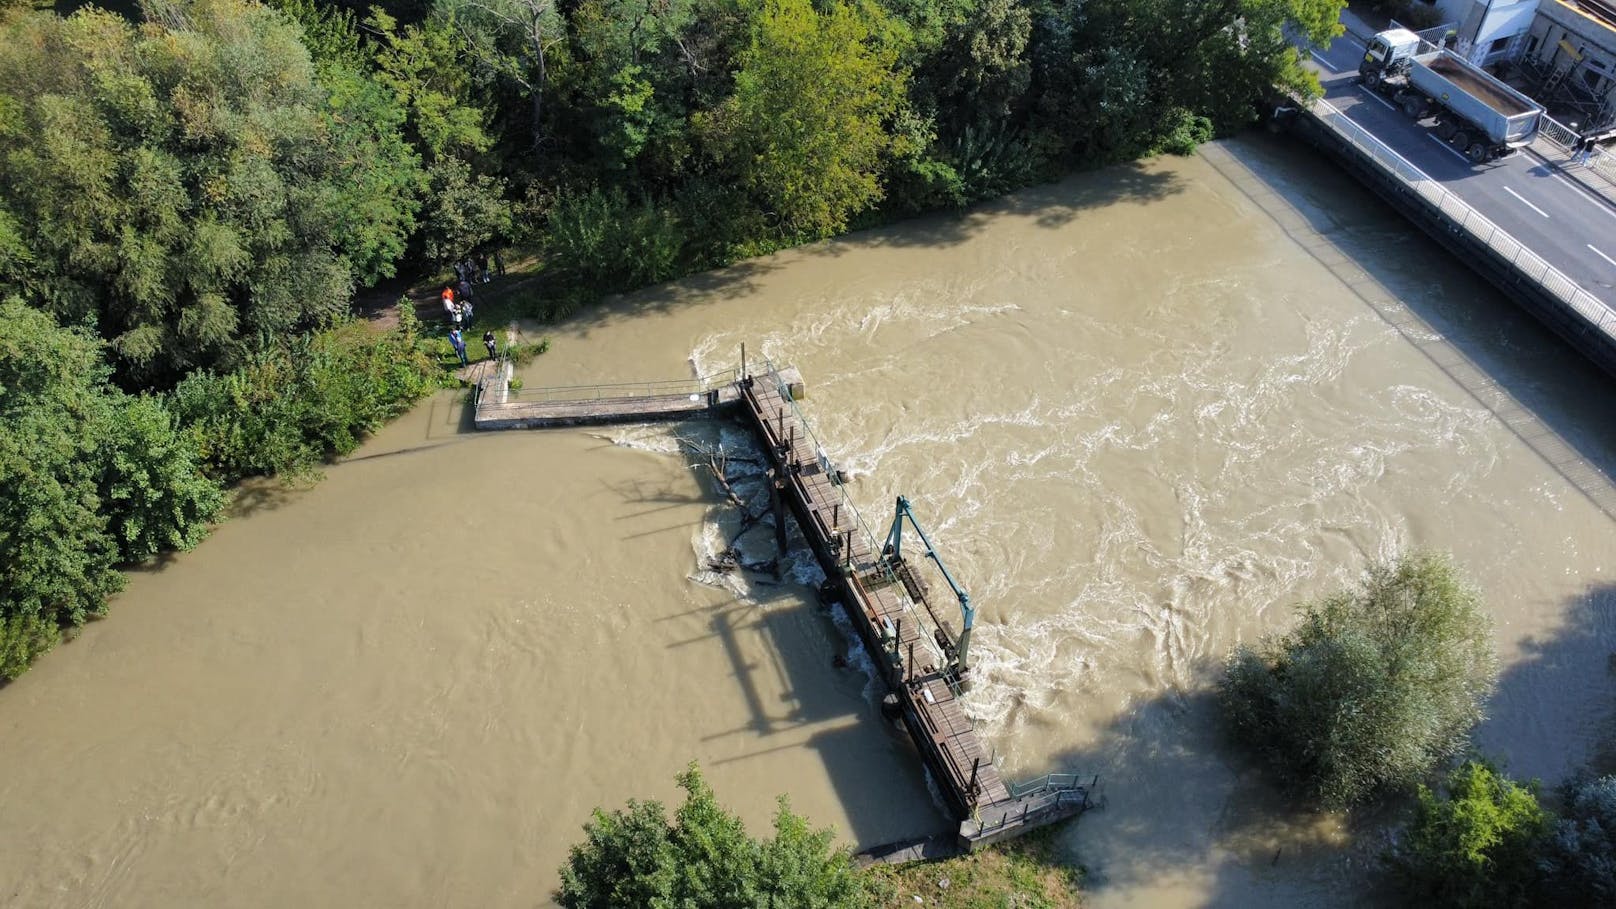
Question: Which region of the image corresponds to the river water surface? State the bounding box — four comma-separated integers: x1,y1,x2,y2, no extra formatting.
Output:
4,134,1615,907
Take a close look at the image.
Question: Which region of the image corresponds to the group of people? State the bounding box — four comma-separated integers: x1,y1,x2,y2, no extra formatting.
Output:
440,249,505,367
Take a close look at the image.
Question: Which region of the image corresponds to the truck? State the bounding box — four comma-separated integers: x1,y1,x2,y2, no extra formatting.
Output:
1357,28,1543,164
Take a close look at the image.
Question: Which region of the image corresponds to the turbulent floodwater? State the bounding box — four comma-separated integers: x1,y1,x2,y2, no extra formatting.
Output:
4,133,1616,908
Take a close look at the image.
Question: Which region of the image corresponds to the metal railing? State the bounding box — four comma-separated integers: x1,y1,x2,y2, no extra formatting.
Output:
1308,97,1616,342
1007,772,1091,799
751,356,954,672
506,366,741,404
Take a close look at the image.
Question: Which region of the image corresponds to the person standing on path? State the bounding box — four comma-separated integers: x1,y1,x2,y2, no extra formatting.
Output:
483,330,497,361
441,286,456,324
448,327,468,366
460,297,474,328
1575,134,1596,166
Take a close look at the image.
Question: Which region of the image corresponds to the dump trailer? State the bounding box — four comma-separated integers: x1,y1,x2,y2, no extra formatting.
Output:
1358,28,1543,163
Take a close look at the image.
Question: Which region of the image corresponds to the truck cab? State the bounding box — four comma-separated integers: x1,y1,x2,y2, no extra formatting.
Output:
1360,28,1421,79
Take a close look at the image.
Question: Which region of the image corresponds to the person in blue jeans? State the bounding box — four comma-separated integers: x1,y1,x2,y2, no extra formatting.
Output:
448,328,469,366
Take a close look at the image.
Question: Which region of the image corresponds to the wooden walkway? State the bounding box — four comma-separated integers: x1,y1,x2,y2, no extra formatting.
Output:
473,360,1092,852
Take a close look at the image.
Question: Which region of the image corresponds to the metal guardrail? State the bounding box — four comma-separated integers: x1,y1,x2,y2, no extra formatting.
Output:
751,355,955,671
507,367,741,404
1308,97,1616,342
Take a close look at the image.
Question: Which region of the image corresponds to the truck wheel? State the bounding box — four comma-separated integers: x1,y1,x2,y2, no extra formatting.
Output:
1434,120,1457,142
1450,129,1471,150
1363,70,1381,90
1466,143,1489,163
1401,96,1424,118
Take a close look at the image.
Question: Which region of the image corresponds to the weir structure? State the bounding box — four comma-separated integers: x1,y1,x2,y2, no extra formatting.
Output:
472,354,1093,856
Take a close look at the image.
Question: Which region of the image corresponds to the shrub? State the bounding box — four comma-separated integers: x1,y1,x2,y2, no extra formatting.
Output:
1386,761,1548,908
557,764,871,908
1220,551,1498,808
541,187,685,306
169,321,440,482
1539,775,1616,905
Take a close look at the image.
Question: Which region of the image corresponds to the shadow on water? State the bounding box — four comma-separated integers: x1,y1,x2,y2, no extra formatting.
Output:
1207,132,1616,522
551,160,1183,338
595,423,947,847
1032,670,1400,907
1479,582,1616,783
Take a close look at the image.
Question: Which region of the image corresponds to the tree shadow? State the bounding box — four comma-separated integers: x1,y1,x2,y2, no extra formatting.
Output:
1210,132,1616,523
1476,582,1616,786
1021,666,1402,907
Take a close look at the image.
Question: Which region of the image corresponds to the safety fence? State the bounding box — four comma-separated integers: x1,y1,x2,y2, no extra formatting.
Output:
504,366,741,404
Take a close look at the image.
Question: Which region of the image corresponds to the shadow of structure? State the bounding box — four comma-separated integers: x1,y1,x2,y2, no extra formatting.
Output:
608,428,949,849
1206,133,1616,522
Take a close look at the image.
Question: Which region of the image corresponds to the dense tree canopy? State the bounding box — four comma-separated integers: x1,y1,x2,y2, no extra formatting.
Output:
0,300,222,679
557,765,872,908
1220,552,1498,808
0,0,420,384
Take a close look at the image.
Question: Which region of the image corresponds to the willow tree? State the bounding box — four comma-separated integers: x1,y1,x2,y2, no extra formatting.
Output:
0,0,421,385
1220,551,1498,808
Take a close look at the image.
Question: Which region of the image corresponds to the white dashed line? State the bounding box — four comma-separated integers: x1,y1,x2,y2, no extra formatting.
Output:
1310,50,1339,71
1426,134,1473,164
1503,186,1551,218
1590,245,1616,268
1524,151,1616,223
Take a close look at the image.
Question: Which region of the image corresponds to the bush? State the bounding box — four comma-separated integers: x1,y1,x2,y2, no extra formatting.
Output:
1220,551,1498,808
541,187,685,307
169,321,440,483
1539,775,1616,905
557,764,872,908
1387,761,1548,908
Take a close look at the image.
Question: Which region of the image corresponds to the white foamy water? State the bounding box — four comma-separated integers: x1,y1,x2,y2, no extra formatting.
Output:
3,134,1614,907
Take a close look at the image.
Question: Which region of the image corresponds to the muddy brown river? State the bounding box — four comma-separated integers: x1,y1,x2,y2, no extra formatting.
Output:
3,133,1615,908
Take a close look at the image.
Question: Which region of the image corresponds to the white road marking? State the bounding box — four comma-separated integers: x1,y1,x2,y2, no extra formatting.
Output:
1524,150,1616,223
1503,186,1551,218
1426,134,1473,164
1357,86,1398,111
1310,50,1340,71
1590,244,1616,268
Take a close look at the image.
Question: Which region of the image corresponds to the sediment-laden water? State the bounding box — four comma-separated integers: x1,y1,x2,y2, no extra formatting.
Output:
3,133,1614,907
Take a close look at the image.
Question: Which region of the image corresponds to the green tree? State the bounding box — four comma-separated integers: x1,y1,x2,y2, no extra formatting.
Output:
0,300,221,680
697,0,907,239
1220,551,1498,808
557,764,872,908
419,157,513,265
1539,775,1616,906
0,0,420,384
368,8,495,162
1386,761,1548,908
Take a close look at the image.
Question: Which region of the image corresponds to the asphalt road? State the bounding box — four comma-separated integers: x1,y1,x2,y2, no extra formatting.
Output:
1305,30,1616,310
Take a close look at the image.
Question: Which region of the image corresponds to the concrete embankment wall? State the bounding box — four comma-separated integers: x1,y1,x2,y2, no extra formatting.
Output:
1285,110,1616,380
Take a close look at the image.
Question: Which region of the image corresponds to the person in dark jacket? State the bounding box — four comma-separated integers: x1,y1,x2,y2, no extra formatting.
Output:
483,330,497,361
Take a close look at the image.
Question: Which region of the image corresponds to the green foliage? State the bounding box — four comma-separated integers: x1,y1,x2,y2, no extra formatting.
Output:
1220,551,1498,808
101,394,225,562
697,0,907,240
368,9,494,162
0,0,421,383
1387,761,1548,908
168,322,439,482
557,764,872,908
421,157,514,266
542,186,682,304
0,300,221,680
1539,775,1616,905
